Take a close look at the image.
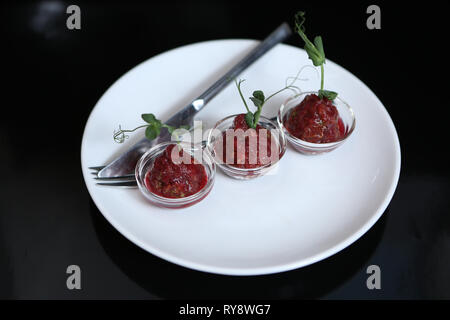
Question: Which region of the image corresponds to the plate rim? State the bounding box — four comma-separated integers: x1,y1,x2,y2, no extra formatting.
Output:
81,39,401,276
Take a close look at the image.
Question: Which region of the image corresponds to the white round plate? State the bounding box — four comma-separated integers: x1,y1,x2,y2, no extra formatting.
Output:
81,39,400,276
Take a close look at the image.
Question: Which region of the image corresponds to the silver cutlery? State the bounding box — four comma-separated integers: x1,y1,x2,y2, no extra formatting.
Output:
91,22,292,180
90,166,137,187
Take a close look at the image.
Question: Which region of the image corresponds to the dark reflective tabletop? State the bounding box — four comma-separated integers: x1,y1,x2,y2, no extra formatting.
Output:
1,1,448,299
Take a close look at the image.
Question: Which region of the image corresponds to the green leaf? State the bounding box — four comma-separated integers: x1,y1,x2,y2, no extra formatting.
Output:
314,36,325,60
141,113,157,124
245,112,255,128
145,125,160,140
249,90,265,108
318,89,338,101
252,90,265,102
249,96,263,108
179,125,190,130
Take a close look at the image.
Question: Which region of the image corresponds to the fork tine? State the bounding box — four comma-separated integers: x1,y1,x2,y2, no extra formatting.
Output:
89,166,106,171
94,174,135,181
96,181,137,187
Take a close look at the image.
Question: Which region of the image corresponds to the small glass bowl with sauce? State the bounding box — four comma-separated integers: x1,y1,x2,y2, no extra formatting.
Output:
277,92,356,155
135,141,215,208
206,114,287,180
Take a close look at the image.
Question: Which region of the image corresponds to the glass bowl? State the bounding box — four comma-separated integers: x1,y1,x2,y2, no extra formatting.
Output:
206,114,287,180
135,141,215,208
277,92,356,155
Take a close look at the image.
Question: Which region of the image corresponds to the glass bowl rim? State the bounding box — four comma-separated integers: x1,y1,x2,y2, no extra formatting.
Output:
277,91,356,148
135,141,216,204
206,114,287,173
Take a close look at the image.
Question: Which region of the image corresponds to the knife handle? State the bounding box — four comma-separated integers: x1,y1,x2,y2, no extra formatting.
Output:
197,22,292,107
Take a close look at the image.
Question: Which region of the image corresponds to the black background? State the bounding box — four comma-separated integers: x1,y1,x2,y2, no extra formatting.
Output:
1,1,449,299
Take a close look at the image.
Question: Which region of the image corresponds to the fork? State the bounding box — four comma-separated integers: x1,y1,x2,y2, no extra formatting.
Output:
89,166,137,187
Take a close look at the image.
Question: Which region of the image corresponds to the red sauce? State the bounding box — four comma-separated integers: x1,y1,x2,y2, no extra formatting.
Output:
145,144,208,198
217,114,278,169
284,94,346,143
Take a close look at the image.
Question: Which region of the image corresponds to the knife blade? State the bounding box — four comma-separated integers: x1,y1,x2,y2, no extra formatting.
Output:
97,22,292,178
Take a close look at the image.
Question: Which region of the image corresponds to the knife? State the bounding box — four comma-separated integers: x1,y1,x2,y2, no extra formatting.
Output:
97,22,292,178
